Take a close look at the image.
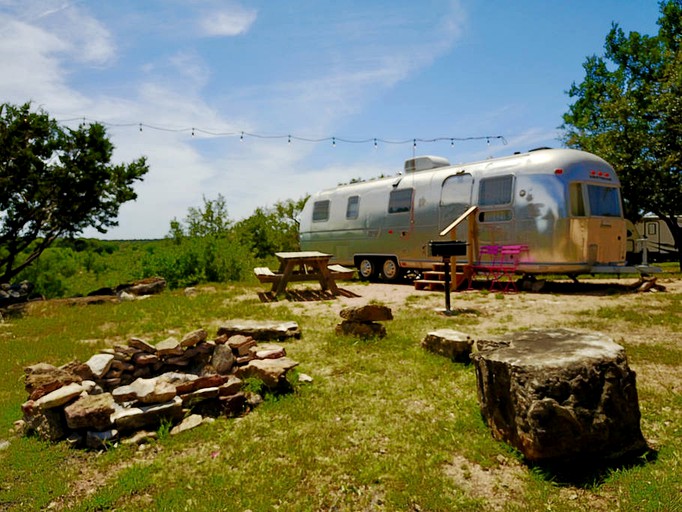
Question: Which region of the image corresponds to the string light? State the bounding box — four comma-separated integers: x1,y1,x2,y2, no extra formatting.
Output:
56,116,508,148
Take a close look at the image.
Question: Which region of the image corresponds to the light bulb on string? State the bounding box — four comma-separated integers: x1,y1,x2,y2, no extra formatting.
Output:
288,135,291,144
191,128,195,136
332,137,336,148
374,138,378,149
240,131,244,142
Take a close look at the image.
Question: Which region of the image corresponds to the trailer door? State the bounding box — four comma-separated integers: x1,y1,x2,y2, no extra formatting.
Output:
439,173,473,238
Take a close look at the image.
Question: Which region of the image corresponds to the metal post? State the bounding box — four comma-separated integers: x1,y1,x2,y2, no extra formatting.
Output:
443,256,451,313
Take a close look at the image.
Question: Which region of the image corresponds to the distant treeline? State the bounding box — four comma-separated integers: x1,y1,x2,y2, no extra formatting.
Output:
15,195,307,299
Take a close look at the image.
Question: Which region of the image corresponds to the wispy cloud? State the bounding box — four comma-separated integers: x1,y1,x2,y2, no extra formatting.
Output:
198,6,257,37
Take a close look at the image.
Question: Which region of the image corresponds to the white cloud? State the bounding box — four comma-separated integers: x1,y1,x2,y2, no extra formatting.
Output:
198,6,256,37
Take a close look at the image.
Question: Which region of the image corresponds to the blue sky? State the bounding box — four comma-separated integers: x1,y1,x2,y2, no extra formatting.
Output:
0,0,662,239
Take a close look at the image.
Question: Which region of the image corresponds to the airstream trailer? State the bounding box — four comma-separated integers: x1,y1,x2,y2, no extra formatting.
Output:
627,215,682,263
299,148,629,281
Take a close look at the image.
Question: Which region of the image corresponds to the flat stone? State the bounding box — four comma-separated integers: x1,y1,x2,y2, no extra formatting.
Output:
226,335,257,356
132,353,160,366
24,364,82,400
471,328,648,462
180,328,208,347
130,377,177,404
170,414,204,435
218,376,243,396
235,357,299,388
128,337,156,353
155,337,184,356
175,374,226,394
217,320,301,341
34,382,84,410
85,354,115,379
254,344,286,360
421,329,473,363
64,393,115,431
111,396,183,431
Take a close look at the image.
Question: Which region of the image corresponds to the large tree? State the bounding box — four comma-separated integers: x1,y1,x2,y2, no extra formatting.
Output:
0,102,149,282
562,0,682,269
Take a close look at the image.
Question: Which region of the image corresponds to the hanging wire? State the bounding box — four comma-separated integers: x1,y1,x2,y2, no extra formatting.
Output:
55,116,507,148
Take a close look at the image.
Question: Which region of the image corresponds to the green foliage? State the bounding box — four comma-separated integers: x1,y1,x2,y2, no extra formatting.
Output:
233,196,308,258
0,102,149,282
562,1,682,269
142,236,255,289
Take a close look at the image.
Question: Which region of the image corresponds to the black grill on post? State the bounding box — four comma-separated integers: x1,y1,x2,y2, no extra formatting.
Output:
428,241,468,314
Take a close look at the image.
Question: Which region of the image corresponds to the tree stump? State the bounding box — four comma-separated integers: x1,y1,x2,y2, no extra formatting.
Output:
471,328,648,462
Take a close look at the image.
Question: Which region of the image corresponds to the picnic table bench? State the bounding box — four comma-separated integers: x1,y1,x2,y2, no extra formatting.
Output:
254,251,355,296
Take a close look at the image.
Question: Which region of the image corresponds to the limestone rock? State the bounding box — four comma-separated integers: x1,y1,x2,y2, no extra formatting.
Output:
128,337,156,353
111,396,183,431
34,382,84,410
23,407,66,442
226,335,257,356
170,414,203,435
211,344,235,374
471,328,648,462
235,357,299,388
217,320,301,341
64,393,115,431
85,354,116,379
155,337,183,356
117,277,166,296
340,304,393,322
180,328,207,347
421,329,473,363
24,363,82,399
131,377,177,404
218,376,243,396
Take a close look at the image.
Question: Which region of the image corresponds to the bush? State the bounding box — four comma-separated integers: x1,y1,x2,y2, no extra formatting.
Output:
141,236,255,289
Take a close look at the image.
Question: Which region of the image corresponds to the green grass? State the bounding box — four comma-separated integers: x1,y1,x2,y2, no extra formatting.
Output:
1,280,681,511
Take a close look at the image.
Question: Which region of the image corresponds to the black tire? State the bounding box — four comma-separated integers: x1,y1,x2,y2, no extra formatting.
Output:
358,258,377,281
381,258,402,282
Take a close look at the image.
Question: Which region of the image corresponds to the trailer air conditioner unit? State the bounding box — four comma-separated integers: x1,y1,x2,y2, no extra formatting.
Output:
404,155,450,173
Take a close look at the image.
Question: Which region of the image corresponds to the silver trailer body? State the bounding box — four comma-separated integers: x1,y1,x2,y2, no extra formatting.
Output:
299,148,628,280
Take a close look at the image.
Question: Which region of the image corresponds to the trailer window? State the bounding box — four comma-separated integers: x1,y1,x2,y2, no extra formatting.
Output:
312,200,330,222
587,185,621,217
388,188,413,213
569,183,586,216
479,175,513,206
440,173,473,205
346,196,359,219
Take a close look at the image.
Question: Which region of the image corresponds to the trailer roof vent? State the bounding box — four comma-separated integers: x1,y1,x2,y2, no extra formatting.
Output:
404,155,450,173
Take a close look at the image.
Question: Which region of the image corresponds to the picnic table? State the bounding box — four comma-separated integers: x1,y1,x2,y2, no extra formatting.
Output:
254,251,355,297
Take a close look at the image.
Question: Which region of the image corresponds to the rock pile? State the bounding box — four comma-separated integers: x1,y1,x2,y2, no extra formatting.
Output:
0,281,36,316
18,322,301,449
335,304,393,338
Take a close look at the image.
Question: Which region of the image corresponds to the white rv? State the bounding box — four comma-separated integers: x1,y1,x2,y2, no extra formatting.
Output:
299,148,629,281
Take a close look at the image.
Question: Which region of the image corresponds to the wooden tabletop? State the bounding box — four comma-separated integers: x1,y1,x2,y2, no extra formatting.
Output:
275,251,332,260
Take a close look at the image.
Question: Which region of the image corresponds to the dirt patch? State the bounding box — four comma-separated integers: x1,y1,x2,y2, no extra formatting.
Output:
443,454,526,510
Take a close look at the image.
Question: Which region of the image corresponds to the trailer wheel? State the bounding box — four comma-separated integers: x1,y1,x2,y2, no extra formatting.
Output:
381,258,402,282
358,258,377,281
